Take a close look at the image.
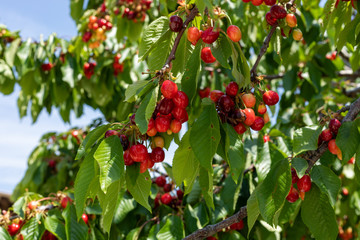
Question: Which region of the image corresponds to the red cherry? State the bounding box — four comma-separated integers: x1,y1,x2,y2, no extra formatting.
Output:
161,80,178,99
172,107,188,123
218,95,235,113
169,15,183,32
263,90,279,106
226,82,239,97
210,90,224,103
263,112,270,124
201,47,216,63
147,156,155,169
155,176,166,187
264,0,276,5
7,223,20,236
176,189,184,200
320,129,333,142
140,160,148,173
119,134,129,151
97,18,107,28
328,139,339,155
230,220,244,230
158,98,175,115
155,116,171,132
297,175,312,192
61,196,71,208
187,27,201,44
251,0,264,6
163,183,172,193
199,87,210,98
286,13,297,27
173,91,189,108
329,118,341,135
41,63,53,72
160,193,172,205
105,130,118,138
201,27,220,44
89,15,97,24
348,157,355,164
41,231,57,240
48,159,56,169
28,201,38,210
266,12,277,26
105,21,113,30
234,122,247,135
147,118,155,131
129,144,148,162
100,3,106,12
342,187,349,196
82,213,89,224
250,116,265,131
151,147,165,163
207,237,218,240
242,108,256,126
263,135,270,143
270,5,287,19
291,168,299,184
241,93,256,108
123,150,134,166
170,119,182,133
257,103,267,114
286,185,299,203
227,25,242,42
82,31,92,42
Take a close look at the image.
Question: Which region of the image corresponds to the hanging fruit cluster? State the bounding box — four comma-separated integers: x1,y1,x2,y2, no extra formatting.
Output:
319,118,343,159
286,169,312,203
113,53,124,76
116,0,152,22
154,175,184,208
83,61,97,79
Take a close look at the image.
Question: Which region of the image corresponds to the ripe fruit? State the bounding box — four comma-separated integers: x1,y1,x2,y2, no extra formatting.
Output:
201,27,220,44
41,63,53,72
155,176,166,187
151,147,165,163
227,25,242,42
348,157,355,164
328,139,340,155
61,196,71,208
123,150,134,166
82,31,92,42
48,159,56,169
172,107,188,123
263,135,270,143
160,193,172,205
266,12,277,26
199,87,210,98
234,123,247,135
241,93,256,108
320,129,333,142
250,116,265,131
177,189,184,200
252,0,264,6
226,82,239,97
243,108,256,126
286,13,297,27
207,237,217,240
89,15,97,24
187,27,201,44
42,231,57,240
201,47,216,63
292,29,303,41
7,223,20,236
163,183,172,192
270,5,287,19
155,116,170,132
219,95,235,113
263,91,279,106
329,118,341,135
291,168,299,183
119,134,129,151
82,213,89,224
161,80,178,99
173,91,189,108
230,220,244,230
297,175,312,192
169,15,183,32
147,118,155,131
263,112,270,124
286,185,299,203
105,130,118,138
140,160,148,173
129,144,148,162
170,119,182,133
28,201,38,210
258,103,267,114
153,136,165,148
264,0,276,5
210,90,224,103
158,98,175,115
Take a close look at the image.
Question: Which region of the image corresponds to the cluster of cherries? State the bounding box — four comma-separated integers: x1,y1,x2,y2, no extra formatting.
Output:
199,82,279,134
318,118,343,160
83,61,97,79
113,53,124,76
41,63,54,72
154,175,184,207
117,0,152,22
286,169,312,203
82,3,113,49
146,80,189,136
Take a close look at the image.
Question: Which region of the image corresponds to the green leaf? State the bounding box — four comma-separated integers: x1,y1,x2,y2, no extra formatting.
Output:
172,29,194,75
12,196,25,218
229,40,250,87
62,205,88,240
336,121,360,162
156,215,185,240
126,227,141,240
100,180,121,233
136,87,158,134
190,99,221,173
199,167,214,209
75,124,110,160
293,125,322,155
0,227,12,240
113,194,137,224
0,59,15,95
256,159,292,225
5,38,21,67
211,33,232,69
173,131,200,194
125,165,152,212
139,17,170,60
147,31,174,71
125,80,149,102
311,165,341,207
337,15,360,50
21,214,44,240
181,43,201,104
70,0,84,22
247,188,260,237
301,185,338,240
94,135,124,193
61,58,76,88
218,231,247,240
184,203,209,233
279,199,301,226
44,211,67,240
291,158,308,178
74,147,96,219
255,141,272,182
321,0,337,34
221,175,243,214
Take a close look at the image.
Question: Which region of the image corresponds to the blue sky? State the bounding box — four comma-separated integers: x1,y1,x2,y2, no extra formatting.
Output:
0,1,103,194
